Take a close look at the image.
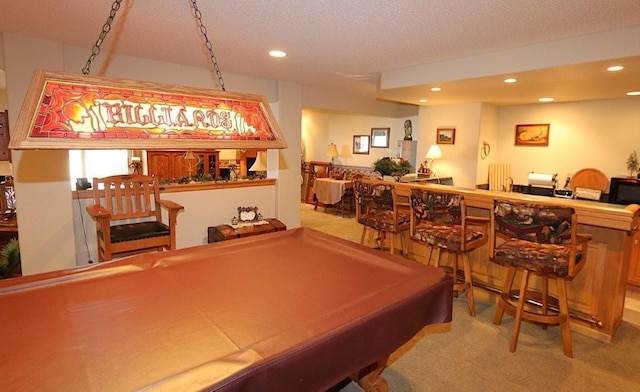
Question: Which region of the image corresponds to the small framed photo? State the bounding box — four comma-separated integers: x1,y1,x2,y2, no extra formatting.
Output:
370,128,390,148
436,128,456,145
515,123,550,146
353,135,370,154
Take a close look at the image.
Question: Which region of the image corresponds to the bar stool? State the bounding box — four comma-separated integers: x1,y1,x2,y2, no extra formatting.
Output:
490,199,590,358
353,178,410,255
409,189,489,316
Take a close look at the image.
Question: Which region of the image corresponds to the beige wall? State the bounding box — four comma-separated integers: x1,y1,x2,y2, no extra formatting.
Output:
304,98,640,190
302,110,419,168
497,98,640,186
1,32,412,274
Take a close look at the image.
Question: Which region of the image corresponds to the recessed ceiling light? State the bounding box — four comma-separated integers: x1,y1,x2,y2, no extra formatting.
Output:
269,50,287,58
538,97,554,102
627,91,640,96
430,87,441,92
607,65,624,72
419,99,428,103
504,78,517,84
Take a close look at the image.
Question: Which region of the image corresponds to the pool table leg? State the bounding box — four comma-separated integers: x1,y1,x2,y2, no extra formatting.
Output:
353,358,389,392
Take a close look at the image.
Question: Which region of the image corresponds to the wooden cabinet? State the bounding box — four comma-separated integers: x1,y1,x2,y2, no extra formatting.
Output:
628,230,640,286
147,151,219,182
0,110,11,161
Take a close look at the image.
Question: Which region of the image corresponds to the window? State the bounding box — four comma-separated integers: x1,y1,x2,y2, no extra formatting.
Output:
69,150,129,189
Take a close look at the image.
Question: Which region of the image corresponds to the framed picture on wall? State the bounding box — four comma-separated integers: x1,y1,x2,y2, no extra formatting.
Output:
515,123,550,146
370,128,390,148
436,128,456,144
353,135,370,154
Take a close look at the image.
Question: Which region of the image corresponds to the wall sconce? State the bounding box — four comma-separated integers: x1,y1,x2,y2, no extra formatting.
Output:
249,151,268,179
326,143,339,165
423,145,443,177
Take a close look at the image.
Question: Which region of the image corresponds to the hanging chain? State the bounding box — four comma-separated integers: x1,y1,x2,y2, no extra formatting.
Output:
190,0,226,91
82,0,123,75
82,0,225,90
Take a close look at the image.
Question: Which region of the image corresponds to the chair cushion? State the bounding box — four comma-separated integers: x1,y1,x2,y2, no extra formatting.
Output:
358,210,410,233
101,222,171,243
493,239,583,277
412,223,485,252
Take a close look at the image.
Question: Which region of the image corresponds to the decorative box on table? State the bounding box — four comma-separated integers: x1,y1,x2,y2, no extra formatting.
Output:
208,206,286,243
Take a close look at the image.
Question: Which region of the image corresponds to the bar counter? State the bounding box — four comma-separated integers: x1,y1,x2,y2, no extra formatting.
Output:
393,182,640,342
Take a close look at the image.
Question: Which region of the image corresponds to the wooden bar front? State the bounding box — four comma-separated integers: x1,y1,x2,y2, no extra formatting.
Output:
393,182,639,342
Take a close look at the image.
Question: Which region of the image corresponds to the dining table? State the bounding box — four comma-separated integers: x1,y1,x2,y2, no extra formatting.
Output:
313,177,352,210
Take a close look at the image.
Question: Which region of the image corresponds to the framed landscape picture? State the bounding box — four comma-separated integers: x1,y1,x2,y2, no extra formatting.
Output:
436,128,455,145
353,135,370,154
370,128,390,148
515,123,550,146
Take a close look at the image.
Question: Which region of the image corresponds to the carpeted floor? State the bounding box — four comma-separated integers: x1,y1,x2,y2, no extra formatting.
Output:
301,202,640,391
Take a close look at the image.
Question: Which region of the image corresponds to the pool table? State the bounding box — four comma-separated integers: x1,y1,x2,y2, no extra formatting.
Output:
0,227,452,391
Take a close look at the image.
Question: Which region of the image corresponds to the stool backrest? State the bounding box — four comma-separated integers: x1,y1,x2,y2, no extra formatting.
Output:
410,189,463,225
354,179,396,216
493,200,574,244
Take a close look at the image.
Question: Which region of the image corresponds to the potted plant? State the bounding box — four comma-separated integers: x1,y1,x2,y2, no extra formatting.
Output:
373,157,413,180
627,150,639,177
0,239,20,279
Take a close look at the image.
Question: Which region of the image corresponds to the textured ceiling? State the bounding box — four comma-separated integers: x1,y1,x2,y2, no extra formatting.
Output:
1,0,640,106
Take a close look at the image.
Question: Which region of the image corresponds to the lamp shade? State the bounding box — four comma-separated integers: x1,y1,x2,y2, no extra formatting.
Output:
326,143,339,158
425,145,443,160
0,161,13,177
249,151,268,171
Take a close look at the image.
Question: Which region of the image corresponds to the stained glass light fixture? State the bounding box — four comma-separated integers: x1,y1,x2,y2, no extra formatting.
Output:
9,0,287,151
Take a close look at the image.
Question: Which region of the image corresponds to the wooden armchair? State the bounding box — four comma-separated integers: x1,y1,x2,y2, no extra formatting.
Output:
86,174,184,262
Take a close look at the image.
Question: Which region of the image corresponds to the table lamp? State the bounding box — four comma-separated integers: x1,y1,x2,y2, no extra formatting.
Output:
249,151,268,179
326,143,339,165
424,145,443,177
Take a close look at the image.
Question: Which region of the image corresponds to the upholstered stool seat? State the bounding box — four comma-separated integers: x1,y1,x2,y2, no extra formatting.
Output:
413,223,486,251
490,200,590,358
409,190,489,316
359,209,411,232
493,239,584,277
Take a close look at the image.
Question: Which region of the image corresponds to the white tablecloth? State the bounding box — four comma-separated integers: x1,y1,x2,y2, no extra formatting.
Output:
313,178,350,205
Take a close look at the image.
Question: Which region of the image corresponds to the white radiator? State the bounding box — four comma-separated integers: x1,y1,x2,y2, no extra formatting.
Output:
488,163,511,191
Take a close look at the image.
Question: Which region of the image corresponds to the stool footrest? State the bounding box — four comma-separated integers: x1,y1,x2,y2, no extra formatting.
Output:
497,291,568,326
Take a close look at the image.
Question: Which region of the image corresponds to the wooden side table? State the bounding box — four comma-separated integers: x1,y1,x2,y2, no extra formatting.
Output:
208,218,286,243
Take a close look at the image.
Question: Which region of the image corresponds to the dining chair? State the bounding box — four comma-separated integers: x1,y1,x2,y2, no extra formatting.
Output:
335,174,362,218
